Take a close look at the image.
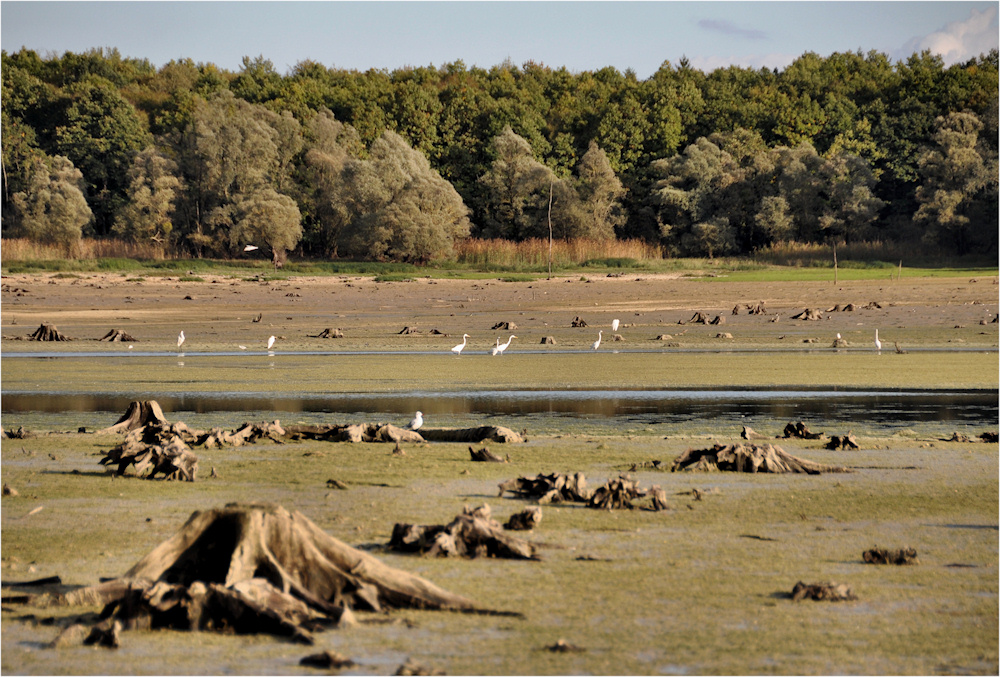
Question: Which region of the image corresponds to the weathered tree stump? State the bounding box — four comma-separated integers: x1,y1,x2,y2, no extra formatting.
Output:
588,475,647,510
504,506,542,531
862,301,882,309
791,308,823,321
741,426,767,440
99,433,198,481
685,312,709,324
709,315,725,325
863,546,918,565
790,581,857,601
420,426,523,444
98,401,170,435
671,443,849,474
746,301,767,315
311,328,344,338
498,472,592,504
300,650,356,669
98,328,138,342
540,336,556,344
826,432,860,450
469,446,508,463
398,326,420,334
252,313,263,322
28,323,72,341
3,426,32,439
3,483,20,496
571,316,588,327
390,504,539,560
491,321,517,330
782,421,824,439
980,431,999,443
31,503,486,645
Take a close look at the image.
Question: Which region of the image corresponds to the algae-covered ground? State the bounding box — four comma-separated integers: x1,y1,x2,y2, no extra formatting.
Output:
1,270,997,675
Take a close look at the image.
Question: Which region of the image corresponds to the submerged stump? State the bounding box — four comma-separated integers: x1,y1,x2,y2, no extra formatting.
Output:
28,323,72,341
671,443,849,474
390,504,539,560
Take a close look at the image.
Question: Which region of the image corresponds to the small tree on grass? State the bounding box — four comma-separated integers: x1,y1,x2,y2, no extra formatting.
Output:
9,154,91,255
227,187,303,266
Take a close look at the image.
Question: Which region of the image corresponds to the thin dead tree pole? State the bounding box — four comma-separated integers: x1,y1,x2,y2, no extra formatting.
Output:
547,178,554,280
833,242,838,286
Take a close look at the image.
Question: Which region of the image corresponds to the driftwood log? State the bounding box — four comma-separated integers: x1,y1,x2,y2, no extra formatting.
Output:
504,506,542,531
671,443,849,474
98,400,170,434
28,323,72,341
863,547,918,565
826,432,860,450
35,503,486,646
390,504,539,560
589,475,668,511
469,446,508,463
790,581,857,602
782,421,824,439
498,472,592,504
98,328,138,342
790,308,823,321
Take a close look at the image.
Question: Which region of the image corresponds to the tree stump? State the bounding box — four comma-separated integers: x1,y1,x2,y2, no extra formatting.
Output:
420,426,523,444
671,443,849,474
686,312,709,324
398,326,420,334
782,421,824,439
98,328,138,342
790,581,857,602
741,426,767,440
491,321,517,330
832,338,849,348
571,316,588,327
28,323,72,341
540,336,556,344
312,328,344,338
498,472,591,504
826,433,860,450
790,308,823,321
98,401,170,435
746,301,767,315
469,446,508,463
504,506,542,531
99,433,199,481
709,315,725,325
44,503,483,641
390,504,539,560
863,546,918,565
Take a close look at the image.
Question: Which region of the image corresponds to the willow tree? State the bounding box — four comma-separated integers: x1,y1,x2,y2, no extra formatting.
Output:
9,154,92,253
113,147,182,247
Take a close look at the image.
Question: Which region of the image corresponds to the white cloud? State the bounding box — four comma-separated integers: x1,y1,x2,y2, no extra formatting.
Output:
688,53,799,73
897,7,999,64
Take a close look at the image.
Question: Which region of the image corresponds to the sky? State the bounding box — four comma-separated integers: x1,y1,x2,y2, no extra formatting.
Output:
2,1,998,77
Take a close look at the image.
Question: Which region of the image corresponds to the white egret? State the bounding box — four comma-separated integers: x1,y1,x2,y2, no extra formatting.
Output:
238,345,247,350
406,411,424,431
451,334,470,354
491,338,501,356
874,329,882,352
177,331,185,349
612,319,620,332
127,345,133,350
267,335,276,350
836,333,841,340
497,335,517,355
592,330,603,351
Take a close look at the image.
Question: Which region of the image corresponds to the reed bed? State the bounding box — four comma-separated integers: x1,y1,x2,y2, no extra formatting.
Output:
1,238,166,261
455,237,663,270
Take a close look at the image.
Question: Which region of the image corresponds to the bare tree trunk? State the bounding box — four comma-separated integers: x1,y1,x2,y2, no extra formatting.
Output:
833,242,838,286
547,178,554,280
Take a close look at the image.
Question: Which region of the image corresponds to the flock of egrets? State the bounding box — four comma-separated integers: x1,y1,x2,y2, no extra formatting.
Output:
172,321,884,355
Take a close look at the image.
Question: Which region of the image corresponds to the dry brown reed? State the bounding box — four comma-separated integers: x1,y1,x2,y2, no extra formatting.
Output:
1,238,166,261
455,238,662,269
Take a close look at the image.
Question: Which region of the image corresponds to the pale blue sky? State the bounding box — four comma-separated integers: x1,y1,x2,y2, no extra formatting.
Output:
2,2,997,77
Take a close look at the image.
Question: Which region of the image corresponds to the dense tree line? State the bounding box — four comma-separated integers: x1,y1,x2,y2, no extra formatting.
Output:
2,47,997,260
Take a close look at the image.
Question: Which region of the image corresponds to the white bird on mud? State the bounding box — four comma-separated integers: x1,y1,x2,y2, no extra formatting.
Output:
592,330,603,351
177,331,185,349
267,335,276,350
451,334,470,354
491,338,501,356
238,345,247,350
497,335,517,355
874,329,882,352
406,411,423,430
612,319,620,332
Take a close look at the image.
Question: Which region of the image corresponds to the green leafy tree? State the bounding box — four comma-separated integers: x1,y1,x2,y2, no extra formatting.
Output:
915,111,998,254
10,154,91,253
303,109,364,256
479,126,555,239
339,131,471,262
575,140,626,239
112,147,182,246
227,187,303,265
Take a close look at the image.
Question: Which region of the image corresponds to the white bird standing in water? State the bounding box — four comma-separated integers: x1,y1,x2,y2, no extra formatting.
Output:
406,411,423,430
874,329,882,352
592,330,603,351
497,335,517,355
451,334,470,354
177,331,185,349
267,335,276,350
491,338,501,356
612,319,620,332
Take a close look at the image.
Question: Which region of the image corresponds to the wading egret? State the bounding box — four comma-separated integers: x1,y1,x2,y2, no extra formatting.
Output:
267,335,276,350
491,338,501,356
874,329,882,352
612,319,620,332
407,411,423,431
238,345,247,350
451,334,470,354
177,331,185,349
497,335,517,355
592,330,603,351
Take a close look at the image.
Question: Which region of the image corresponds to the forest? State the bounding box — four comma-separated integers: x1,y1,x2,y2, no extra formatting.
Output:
2,46,997,263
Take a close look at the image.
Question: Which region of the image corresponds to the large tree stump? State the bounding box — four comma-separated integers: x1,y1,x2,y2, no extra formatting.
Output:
469,446,508,462
98,328,138,342
28,323,72,341
99,433,198,481
504,506,542,531
98,400,169,435
32,504,486,645
571,316,589,327
311,328,344,338
826,432,860,450
790,308,824,321
420,426,523,444
390,504,539,560
671,443,849,474
491,321,517,330
790,581,857,602
863,546,918,565
782,421,824,439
